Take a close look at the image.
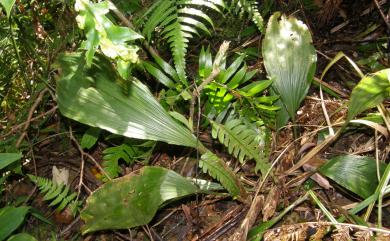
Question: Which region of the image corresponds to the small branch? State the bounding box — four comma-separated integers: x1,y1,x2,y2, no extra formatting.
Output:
373,0,390,30
1,106,57,139
68,127,112,182
15,88,49,148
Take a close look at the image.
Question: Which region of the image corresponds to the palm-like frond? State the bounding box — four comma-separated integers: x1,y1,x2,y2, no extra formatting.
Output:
199,46,278,123
142,0,225,83
56,52,198,148
211,114,270,175
262,12,316,127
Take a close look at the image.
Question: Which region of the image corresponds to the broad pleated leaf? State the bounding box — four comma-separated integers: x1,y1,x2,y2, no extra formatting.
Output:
0,0,15,18
0,206,29,241
347,68,390,123
81,166,201,233
56,53,198,148
0,153,22,170
6,233,37,241
263,12,316,127
319,155,387,198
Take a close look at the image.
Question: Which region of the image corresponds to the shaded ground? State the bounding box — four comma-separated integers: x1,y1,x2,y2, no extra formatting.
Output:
1,0,390,240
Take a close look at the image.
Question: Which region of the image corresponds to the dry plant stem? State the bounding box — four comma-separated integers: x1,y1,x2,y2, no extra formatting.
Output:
319,85,335,136
313,77,348,98
378,104,390,131
69,126,86,198
286,129,342,174
234,195,264,241
142,225,154,241
15,88,49,148
373,0,390,30
237,142,296,240
68,127,111,182
1,106,58,139
58,215,81,238
23,142,38,205
189,67,221,124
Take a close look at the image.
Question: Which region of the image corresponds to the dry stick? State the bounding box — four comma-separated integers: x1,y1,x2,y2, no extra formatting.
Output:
236,142,295,241
58,216,81,238
319,84,335,136
313,76,348,98
1,106,58,139
373,0,390,30
15,88,49,148
68,127,111,183
69,126,86,199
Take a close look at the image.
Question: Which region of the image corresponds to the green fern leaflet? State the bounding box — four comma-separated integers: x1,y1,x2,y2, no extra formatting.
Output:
28,175,81,216
142,0,225,83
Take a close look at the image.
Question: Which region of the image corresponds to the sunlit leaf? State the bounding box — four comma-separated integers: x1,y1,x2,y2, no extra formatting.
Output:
81,166,201,233
56,53,198,148
263,12,316,127
0,0,15,18
319,155,387,198
347,69,390,123
75,0,143,67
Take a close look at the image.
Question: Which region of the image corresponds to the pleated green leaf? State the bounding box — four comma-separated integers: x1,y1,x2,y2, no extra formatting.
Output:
263,12,316,127
56,53,198,148
0,153,22,170
81,166,200,233
6,233,37,241
0,206,29,241
319,155,387,198
347,68,390,123
0,0,15,18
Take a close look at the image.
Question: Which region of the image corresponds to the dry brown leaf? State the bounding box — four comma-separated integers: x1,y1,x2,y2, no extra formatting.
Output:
262,186,280,221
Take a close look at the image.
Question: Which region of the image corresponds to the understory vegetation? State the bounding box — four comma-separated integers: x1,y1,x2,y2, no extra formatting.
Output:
1,0,390,240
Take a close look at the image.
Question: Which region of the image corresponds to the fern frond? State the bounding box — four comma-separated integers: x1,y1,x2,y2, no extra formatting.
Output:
28,175,81,215
102,141,155,180
143,0,224,83
199,151,246,198
210,116,270,175
230,0,264,32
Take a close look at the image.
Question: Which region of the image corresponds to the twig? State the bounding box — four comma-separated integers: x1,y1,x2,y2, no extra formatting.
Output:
67,127,111,183
373,0,390,30
69,126,86,199
59,215,81,237
319,84,335,136
1,106,57,139
15,88,49,148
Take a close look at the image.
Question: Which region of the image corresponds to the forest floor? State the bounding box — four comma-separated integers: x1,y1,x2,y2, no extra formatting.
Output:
1,0,390,240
